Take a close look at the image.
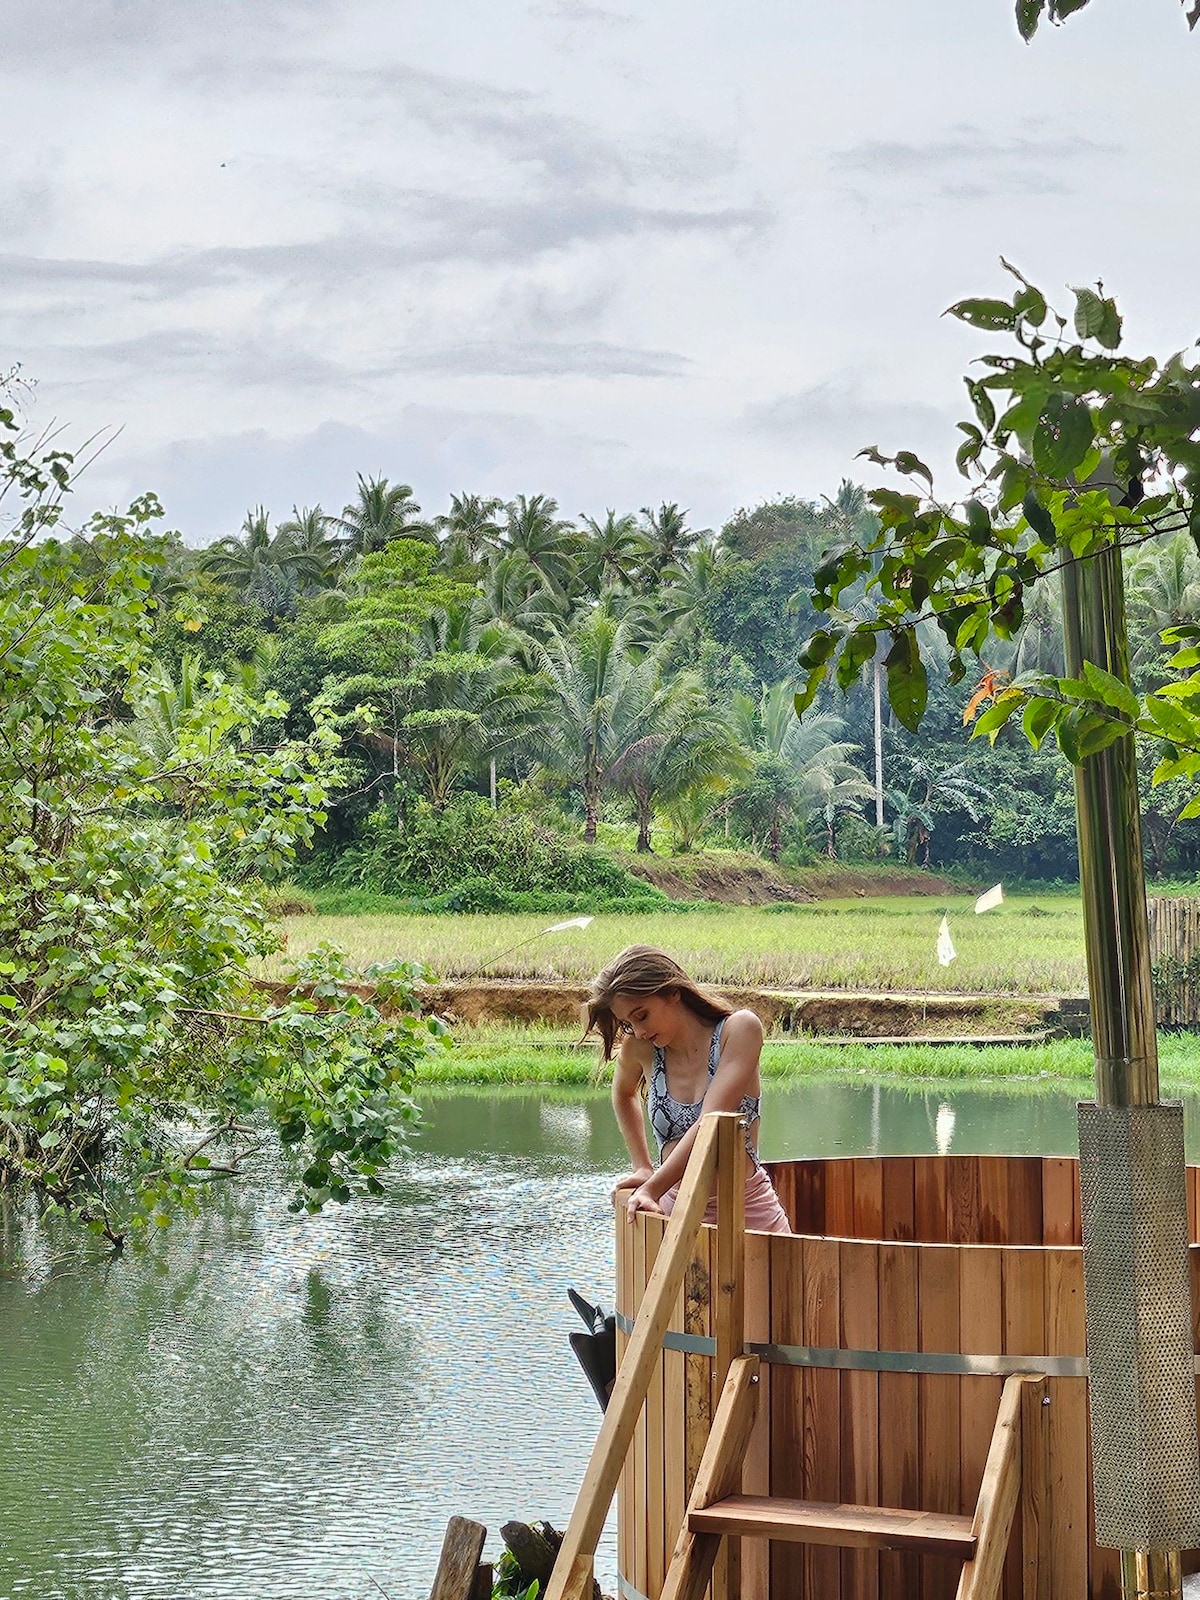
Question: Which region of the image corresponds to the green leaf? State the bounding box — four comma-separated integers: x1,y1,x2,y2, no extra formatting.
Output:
1022,493,1056,542
1032,395,1095,479
1145,695,1200,745
1072,287,1106,340
1076,714,1127,758
884,629,928,733
970,695,1021,743
965,380,996,431
893,451,934,487
1096,298,1122,351
1080,660,1138,720
1023,696,1058,751
1016,0,1046,37
945,298,1017,331
1013,286,1047,327
964,499,991,544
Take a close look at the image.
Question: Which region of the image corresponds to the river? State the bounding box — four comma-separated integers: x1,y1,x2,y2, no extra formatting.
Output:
0,1078,1191,1600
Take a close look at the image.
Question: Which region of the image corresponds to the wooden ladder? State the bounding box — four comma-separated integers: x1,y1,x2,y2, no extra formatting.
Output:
661,1355,1034,1600
544,1111,1035,1600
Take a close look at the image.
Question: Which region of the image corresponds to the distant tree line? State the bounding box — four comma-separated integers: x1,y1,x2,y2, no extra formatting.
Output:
67,467,1200,887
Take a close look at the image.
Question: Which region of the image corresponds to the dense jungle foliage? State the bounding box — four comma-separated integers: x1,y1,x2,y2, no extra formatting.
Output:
49,460,1200,896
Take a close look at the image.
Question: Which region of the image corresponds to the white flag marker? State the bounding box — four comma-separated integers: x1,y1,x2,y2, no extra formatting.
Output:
545,916,595,933
936,915,957,967
974,883,1004,915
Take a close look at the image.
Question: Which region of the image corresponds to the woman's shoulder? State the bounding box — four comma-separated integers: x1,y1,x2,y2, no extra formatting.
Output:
616,1034,655,1078
720,1004,764,1056
720,1008,764,1047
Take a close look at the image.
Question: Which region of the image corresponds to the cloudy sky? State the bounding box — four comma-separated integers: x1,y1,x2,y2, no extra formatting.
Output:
3,0,1197,543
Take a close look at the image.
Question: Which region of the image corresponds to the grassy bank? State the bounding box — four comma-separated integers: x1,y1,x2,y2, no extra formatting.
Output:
416,1025,1200,1090
273,893,1087,995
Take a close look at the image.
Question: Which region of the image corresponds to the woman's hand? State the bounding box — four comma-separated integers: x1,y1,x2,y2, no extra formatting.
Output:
611,1167,653,1204
625,1183,664,1222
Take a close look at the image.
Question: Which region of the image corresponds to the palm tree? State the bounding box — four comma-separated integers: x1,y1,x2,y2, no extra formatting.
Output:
529,610,693,843
1127,530,1200,666
476,550,570,642
578,510,652,595
276,505,338,587
731,683,873,860
641,502,700,576
331,475,432,559
435,493,505,568
607,680,743,851
886,753,991,866
200,508,325,613
500,494,580,598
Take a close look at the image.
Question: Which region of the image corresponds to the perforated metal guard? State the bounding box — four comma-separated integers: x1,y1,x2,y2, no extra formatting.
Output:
1078,1100,1200,1550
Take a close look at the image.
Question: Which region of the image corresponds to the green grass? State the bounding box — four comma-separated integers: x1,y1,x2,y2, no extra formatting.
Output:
269,893,1088,995
418,1025,1200,1090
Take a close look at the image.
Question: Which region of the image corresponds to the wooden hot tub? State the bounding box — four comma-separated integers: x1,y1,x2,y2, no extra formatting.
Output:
614,1153,1200,1600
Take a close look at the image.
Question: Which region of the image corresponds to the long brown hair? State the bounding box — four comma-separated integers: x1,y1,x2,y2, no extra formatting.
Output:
584,945,731,1061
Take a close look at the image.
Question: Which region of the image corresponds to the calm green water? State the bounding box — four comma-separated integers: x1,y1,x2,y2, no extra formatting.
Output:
1,1077,1195,1600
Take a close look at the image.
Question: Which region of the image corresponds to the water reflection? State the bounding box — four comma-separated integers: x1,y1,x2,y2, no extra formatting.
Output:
0,1077,1196,1600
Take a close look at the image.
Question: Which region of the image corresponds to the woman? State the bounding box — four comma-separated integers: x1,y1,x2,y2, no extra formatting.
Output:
585,944,790,1234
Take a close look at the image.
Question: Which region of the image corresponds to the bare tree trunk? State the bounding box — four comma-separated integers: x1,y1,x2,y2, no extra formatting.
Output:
873,655,885,827
490,757,497,810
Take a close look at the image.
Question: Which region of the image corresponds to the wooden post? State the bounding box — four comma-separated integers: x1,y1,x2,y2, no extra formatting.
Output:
712,1111,746,1600
544,1114,731,1600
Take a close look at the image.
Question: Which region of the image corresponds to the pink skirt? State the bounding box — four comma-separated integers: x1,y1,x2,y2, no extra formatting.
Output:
658,1163,791,1235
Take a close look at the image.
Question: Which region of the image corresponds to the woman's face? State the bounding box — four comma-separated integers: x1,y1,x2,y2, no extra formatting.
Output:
609,988,682,1048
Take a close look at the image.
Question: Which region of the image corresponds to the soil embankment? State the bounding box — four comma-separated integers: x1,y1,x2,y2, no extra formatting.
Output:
417,978,1061,1038
617,852,958,906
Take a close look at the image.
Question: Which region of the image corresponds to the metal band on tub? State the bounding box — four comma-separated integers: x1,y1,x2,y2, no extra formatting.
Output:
612,1310,1092,1376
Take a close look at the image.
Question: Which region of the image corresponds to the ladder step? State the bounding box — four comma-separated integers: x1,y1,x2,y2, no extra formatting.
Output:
688,1495,977,1556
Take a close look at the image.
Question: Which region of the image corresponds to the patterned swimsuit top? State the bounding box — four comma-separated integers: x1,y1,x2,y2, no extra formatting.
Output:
647,1017,763,1171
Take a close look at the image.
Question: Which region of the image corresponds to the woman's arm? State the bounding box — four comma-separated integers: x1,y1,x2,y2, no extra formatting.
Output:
625,1009,763,1218
611,1037,655,1195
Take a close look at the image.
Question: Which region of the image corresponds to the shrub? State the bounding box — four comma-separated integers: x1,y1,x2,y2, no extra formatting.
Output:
300,799,689,913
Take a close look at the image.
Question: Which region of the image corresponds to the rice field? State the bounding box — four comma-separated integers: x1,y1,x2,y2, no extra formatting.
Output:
269,893,1088,996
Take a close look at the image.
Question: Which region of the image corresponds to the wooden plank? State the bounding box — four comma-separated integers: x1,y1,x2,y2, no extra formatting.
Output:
770,1230,806,1599
804,1236,842,1596
795,1159,826,1237
958,1246,1004,1573
618,1208,633,1593
646,1215,667,1600
1019,1376,1052,1600
954,1376,1027,1600
740,1229,772,1600
915,1157,949,1243
684,1227,713,1500
1006,1159,1042,1248
854,1157,885,1242
946,1156,982,1246
689,1496,976,1557
918,1242,961,1600
713,1113,747,1396
1044,1248,1088,1600
840,1239,880,1600
882,1157,915,1242
826,1158,857,1238
663,1241,688,1600
877,1241,920,1600
429,1516,488,1600
978,1158,1009,1246
1000,1249,1046,1599
544,1113,725,1600
659,1357,761,1600
712,1120,745,1600
1039,1158,1077,1247
634,1204,648,1600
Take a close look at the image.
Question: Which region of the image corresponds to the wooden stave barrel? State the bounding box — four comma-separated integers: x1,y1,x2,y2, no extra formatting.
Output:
615,1153,1200,1600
